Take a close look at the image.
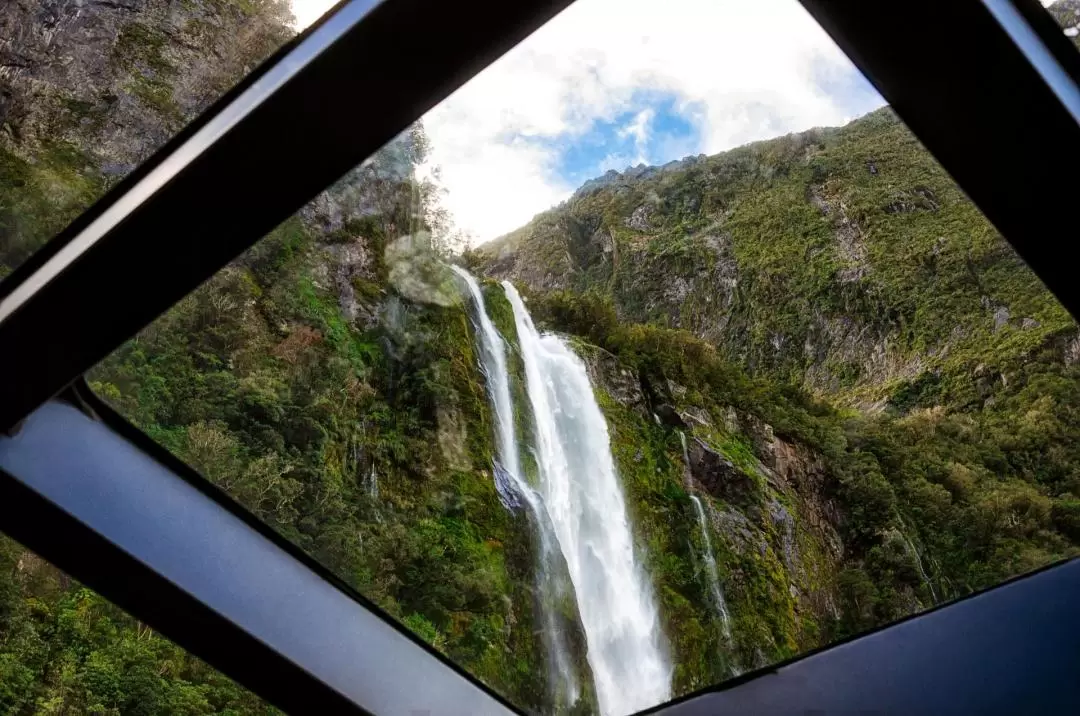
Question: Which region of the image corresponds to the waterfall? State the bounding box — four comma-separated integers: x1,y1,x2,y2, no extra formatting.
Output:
452,266,580,709
688,496,733,640
451,267,528,509
679,433,732,643
366,464,378,499
903,532,938,604
894,514,938,604
678,432,690,477
504,281,671,716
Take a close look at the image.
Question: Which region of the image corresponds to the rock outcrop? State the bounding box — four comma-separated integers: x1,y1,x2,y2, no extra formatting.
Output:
685,437,757,506
0,0,293,172
581,339,848,672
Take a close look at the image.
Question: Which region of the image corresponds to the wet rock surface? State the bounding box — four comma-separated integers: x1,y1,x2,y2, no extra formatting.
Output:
686,437,757,506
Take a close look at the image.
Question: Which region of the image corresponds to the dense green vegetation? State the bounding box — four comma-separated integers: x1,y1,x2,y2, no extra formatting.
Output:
3,0,1080,713
90,204,555,705
0,143,107,277
526,289,1080,644
0,538,277,714
477,109,1074,405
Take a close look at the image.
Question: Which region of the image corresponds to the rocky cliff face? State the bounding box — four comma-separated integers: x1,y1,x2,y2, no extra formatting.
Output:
0,0,293,273
573,338,851,686
0,0,292,170
1048,0,1080,44
474,108,1077,410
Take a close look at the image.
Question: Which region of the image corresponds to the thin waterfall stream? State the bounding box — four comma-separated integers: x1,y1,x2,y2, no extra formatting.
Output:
897,516,938,604
365,464,378,499
905,535,938,603
678,433,733,643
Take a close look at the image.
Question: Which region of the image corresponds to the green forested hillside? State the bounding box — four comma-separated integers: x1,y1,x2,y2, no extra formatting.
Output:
0,542,276,714
2,0,1080,714
474,108,1076,408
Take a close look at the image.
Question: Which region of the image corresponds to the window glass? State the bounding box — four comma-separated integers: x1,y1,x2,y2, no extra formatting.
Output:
84,0,1080,714
0,535,276,714
0,0,306,280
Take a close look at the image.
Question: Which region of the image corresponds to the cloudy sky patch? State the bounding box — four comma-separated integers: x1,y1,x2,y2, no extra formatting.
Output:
293,0,886,243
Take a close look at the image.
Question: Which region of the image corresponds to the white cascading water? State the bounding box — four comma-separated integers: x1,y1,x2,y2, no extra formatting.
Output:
504,281,671,716
679,432,732,642
903,533,938,604
894,515,937,604
366,464,378,499
451,266,530,511
451,266,580,708
689,495,733,641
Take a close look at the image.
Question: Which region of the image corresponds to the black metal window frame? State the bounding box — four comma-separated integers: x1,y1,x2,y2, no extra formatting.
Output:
0,0,1079,714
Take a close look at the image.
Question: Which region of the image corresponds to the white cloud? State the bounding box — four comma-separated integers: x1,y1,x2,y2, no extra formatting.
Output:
617,108,655,163
421,0,884,244
290,0,337,29
295,0,885,244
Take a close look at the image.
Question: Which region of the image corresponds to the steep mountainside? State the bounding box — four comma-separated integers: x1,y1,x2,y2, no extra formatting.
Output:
0,0,293,273
473,108,1076,408
3,1,1080,714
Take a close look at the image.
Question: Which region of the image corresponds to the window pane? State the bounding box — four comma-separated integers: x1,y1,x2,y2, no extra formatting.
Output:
92,0,1079,714
0,0,311,279
0,535,276,714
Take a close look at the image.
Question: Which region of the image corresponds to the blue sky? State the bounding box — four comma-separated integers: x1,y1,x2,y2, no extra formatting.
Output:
546,92,706,185
534,64,879,189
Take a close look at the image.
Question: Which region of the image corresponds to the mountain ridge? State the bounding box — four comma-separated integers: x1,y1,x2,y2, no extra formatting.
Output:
470,107,1076,411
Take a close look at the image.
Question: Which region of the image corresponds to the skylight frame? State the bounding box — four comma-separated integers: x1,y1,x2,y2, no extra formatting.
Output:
0,0,1077,713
